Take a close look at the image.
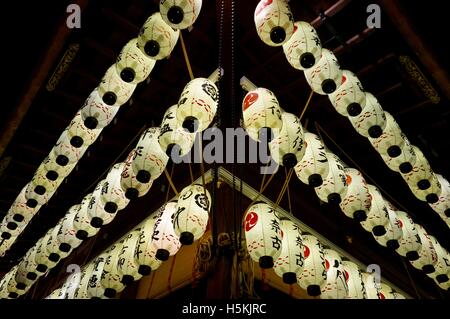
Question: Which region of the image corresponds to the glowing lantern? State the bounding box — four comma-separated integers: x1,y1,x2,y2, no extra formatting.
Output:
86,180,115,229
430,174,450,218
380,137,416,174
360,185,389,236
57,205,83,254
0,214,26,239
151,201,182,261
369,112,406,158
134,215,163,276
97,65,136,107
99,163,130,218
395,210,422,261
131,127,169,185
321,248,348,299
24,181,56,208
43,149,77,181
427,236,450,284
80,89,120,130
86,255,107,299
401,146,441,204
116,228,143,286
137,12,180,60
314,153,348,205
46,288,63,299
372,203,403,250
410,225,438,274
268,112,306,168
54,129,88,166
120,150,154,200
62,270,82,299
348,92,386,138
3,266,22,299
297,234,327,296
74,262,95,299
254,0,294,46
67,111,102,149
174,184,211,245
242,87,283,142
116,38,156,84
273,218,304,284
361,272,381,299
26,165,62,202
160,0,203,30
73,193,101,240
378,283,398,299
339,168,371,221
176,77,218,133
15,248,39,291
0,235,16,256
304,49,343,95
283,21,322,70
342,260,366,299
45,222,70,263
294,132,329,187
35,229,58,274
101,238,127,298
328,70,366,117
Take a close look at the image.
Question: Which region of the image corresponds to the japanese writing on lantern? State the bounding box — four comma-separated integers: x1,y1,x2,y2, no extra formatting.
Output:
271,235,282,250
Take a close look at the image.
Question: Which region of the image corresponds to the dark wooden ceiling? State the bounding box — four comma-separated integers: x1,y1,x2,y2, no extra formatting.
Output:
0,0,449,299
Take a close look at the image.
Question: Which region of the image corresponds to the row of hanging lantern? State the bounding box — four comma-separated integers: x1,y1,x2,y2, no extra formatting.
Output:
0,0,207,256
252,0,450,228
242,201,407,298
241,81,450,292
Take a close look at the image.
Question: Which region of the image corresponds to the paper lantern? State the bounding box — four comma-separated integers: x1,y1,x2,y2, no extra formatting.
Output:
99,162,130,217
176,77,219,133
120,150,154,200
57,205,83,254
304,48,343,95
321,249,348,299
294,132,329,187
0,214,27,240
86,180,115,229
174,184,211,245
339,168,371,221
372,204,403,249
74,262,96,299
34,229,58,274
86,255,107,299
254,0,294,46
328,70,366,117
134,215,163,276
80,89,120,129
160,0,203,30
243,202,282,268
116,38,156,84
43,149,77,181
45,222,70,264
17,246,40,285
131,127,169,185
101,238,127,298
53,129,88,166
242,87,283,142
360,185,390,236
137,12,180,60
430,174,450,218
4,266,22,299
0,267,17,299
401,146,441,204
116,228,143,286
26,165,62,201
0,235,16,256
427,236,450,284
395,210,422,261
273,219,304,284
268,112,306,168
283,21,322,70
369,112,406,158
61,270,82,299
67,111,102,150
46,288,63,299
151,201,182,261
410,225,438,274
378,283,398,299
380,137,416,173
314,153,348,205
361,272,381,299
348,92,387,138
434,276,450,291
159,104,195,157
342,260,366,299
297,234,327,296
97,65,136,107
73,193,101,240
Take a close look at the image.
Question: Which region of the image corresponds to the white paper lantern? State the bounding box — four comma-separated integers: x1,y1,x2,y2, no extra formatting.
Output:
4,266,23,299
304,48,343,95
242,87,283,142
99,162,130,217
360,185,390,236
294,132,329,187
46,288,64,299
430,174,450,218
372,204,403,249
342,260,366,299
410,225,438,274
427,236,450,284
45,222,70,263
369,112,406,158
26,165,62,201
254,0,294,46
379,137,416,173
159,104,195,157
321,249,348,299
395,210,422,261
348,92,387,138
361,272,381,299
73,193,101,240
283,21,322,70
86,255,107,299
97,65,136,107
120,150,154,200
80,89,120,130
0,213,28,238
116,228,143,286
328,70,366,117
74,262,96,299
101,238,127,298
17,246,40,285
62,270,82,299
35,229,58,274
314,153,348,204
152,201,182,261
339,168,371,221
43,149,77,180
137,12,180,60
131,127,169,185
174,184,211,245
160,0,202,30
57,205,83,254
268,112,306,168
116,38,156,84
176,77,219,133
297,234,327,296
0,234,17,257
134,216,163,276
0,267,17,299
67,111,102,150
53,129,88,166
86,180,116,229
273,219,304,284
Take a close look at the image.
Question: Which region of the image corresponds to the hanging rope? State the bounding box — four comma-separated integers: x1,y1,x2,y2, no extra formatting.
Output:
179,32,195,81
299,90,314,122
285,167,293,214
164,168,179,196
165,162,175,202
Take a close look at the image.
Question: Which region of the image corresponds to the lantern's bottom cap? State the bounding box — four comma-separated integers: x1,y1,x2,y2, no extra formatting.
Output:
307,285,321,296
259,256,274,269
